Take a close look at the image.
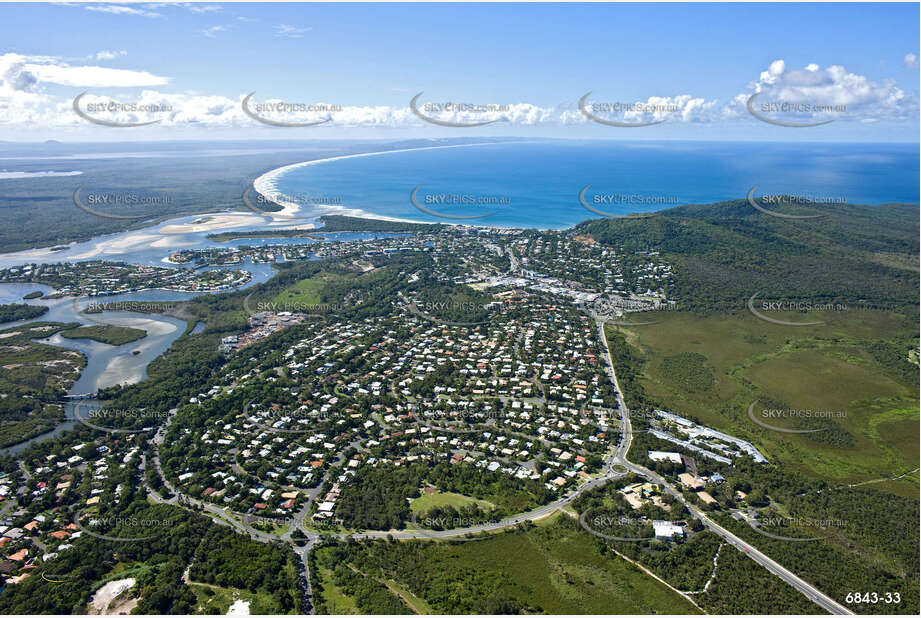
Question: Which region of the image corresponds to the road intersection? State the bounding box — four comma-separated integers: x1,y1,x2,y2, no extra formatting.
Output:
145,317,853,615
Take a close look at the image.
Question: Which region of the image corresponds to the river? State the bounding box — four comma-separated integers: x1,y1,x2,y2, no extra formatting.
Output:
0,284,189,454
0,216,401,454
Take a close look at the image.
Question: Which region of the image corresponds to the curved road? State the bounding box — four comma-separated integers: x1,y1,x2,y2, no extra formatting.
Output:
146,318,853,615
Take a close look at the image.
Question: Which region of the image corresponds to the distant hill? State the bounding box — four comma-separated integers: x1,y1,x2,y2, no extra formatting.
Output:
575,199,919,309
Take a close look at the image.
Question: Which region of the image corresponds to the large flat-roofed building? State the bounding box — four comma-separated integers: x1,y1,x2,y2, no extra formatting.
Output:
648,450,682,464
655,409,694,427
653,520,685,539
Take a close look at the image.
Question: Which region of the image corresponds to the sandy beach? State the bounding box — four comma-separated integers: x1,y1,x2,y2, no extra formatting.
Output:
157,213,280,234
251,141,508,226
0,143,505,268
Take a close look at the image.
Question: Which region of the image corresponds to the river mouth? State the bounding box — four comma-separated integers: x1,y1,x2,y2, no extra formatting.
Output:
0,220,401,454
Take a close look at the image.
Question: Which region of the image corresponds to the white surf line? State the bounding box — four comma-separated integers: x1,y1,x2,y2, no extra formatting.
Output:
252,141,523,223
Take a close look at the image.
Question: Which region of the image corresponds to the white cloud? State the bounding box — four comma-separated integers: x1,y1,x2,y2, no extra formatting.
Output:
757,59,786,86
83,4,162,18
728,59,917,123
905,53,919,69
4,52,165,93
275,24,310,38
72,90,240,127
1,51,916,131
0,52,170,127
92,50,127,61
1,54,40,93
25,62,167,88
0,54,55,126
183,4,222,14
560,94,719,125
201,25,230,38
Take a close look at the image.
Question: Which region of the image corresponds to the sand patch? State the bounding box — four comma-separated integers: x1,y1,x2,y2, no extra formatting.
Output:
89,578,136,614
227,600,251,615
158,213,268,234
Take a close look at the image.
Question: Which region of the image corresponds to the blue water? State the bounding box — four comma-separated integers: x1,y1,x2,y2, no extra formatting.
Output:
271,141,920,228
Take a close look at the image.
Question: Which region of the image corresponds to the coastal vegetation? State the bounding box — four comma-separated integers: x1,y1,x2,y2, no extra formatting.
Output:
0,503,303,615
577,199,919,309
333,462,550,531
315,215,441,233
0,189,915,614
60,325,147,346
0,321,85,448
608,310,919,491
208,229,319,242
0,139,479,253
207,213,437,241
0,145,333,253
0,303,47,324
311,516,702,615
605,325,919,614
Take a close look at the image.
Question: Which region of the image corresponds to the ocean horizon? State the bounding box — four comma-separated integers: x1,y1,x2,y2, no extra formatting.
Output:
260,140,920,229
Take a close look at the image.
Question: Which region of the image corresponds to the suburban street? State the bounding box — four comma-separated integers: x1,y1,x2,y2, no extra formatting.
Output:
144,316,853,616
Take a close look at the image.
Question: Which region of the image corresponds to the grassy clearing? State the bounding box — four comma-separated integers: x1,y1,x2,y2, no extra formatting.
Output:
236,513,290,535
271,277,327,307
452,522,699,613
314,563,360,614
409,490,494,514
382,578,432,614
313,517,700,614
88,562,156,590
612,309,918,493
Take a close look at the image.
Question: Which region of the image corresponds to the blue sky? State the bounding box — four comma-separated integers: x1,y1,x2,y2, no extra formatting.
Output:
0,2,918,141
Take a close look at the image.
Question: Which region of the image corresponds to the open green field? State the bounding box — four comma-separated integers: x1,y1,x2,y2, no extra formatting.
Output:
313,515,700,614
383,577,434,614
610,309,919,496
409,490,494,514
61,324,147,345
248,520,291,535
270,277,327,307
314,563,360,614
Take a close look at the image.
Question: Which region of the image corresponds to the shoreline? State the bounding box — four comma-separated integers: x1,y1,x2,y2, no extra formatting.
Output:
252,141,519,227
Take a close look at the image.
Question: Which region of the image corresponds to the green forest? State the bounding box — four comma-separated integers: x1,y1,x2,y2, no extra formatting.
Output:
578,199,919,309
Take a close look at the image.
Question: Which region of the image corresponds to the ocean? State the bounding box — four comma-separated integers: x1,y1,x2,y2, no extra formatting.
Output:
263,140,920,229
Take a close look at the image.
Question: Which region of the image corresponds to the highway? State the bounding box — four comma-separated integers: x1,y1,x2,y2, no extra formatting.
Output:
595,319,853,615
145,319,853,615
